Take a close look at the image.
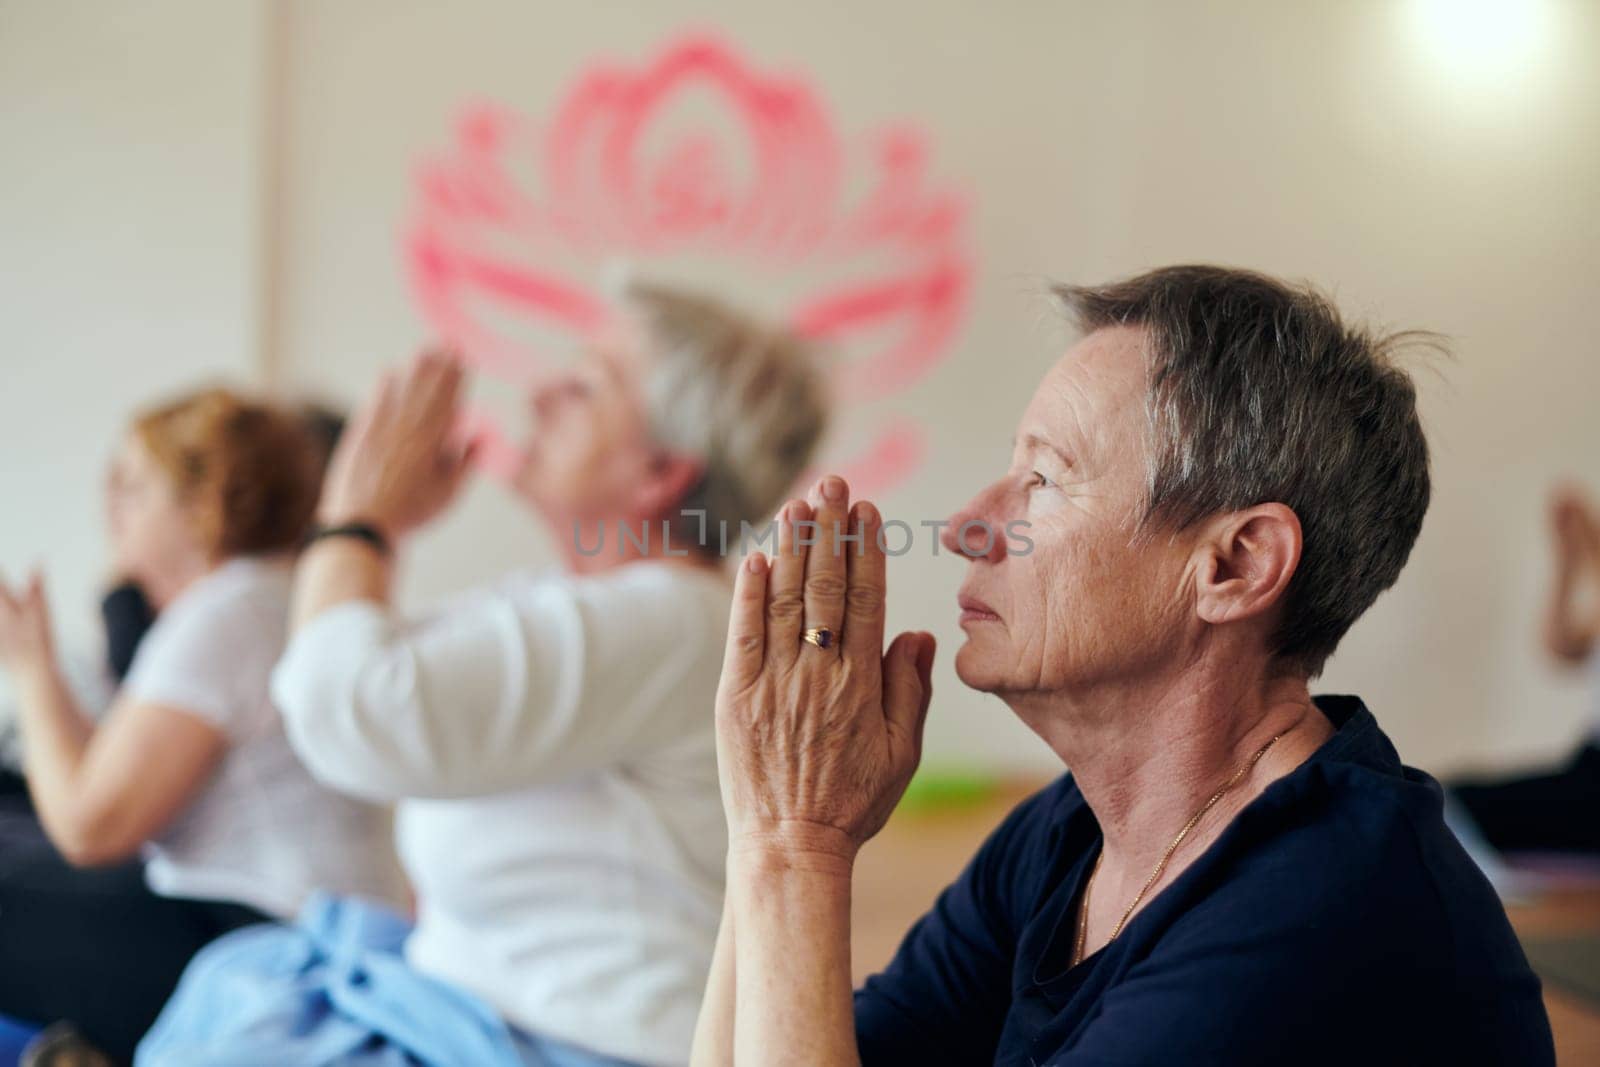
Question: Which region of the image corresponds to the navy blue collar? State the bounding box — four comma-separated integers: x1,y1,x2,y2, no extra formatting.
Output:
1302,694,1403,776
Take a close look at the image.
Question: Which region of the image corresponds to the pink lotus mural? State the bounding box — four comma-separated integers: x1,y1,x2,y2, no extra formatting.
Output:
407,33,973,495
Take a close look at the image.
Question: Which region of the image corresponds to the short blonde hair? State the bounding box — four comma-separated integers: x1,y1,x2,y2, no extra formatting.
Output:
625,281,830,554
133,387,323,558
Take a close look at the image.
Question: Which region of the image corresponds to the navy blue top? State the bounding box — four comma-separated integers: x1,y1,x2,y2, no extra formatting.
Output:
854,696,1554,1066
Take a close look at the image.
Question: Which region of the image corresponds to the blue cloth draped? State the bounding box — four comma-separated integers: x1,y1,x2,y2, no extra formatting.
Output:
136,894,631,1067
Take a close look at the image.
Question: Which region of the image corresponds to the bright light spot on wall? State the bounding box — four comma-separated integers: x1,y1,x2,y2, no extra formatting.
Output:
1407,0,1552,82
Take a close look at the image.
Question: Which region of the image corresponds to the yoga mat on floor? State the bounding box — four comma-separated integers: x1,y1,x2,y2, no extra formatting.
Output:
1522,933,1600,1008
0,1012,42,1067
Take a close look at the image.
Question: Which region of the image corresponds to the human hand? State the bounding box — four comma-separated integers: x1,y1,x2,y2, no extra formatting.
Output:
713,475,936,868
0,569,57,683
1551,484,1599,564
318,347,476,540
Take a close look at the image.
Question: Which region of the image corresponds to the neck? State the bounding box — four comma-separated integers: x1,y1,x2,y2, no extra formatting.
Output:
1012,649,1332,880
139,552,218,610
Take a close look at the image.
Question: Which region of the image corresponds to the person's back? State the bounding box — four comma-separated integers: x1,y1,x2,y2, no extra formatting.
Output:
131,555,398,915
394,562,732,1060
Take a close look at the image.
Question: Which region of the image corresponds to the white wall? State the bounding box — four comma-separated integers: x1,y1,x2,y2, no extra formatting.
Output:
4,0,1598,777
0,0,270,650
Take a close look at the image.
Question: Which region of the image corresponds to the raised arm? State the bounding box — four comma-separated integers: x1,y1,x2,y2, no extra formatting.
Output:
276,348,726,799
690,893,737,1067
274,556,723,798
1544,485,1600,664
273,348,475,798
0,571,226,866
692,476,935,1066
288,347,473,635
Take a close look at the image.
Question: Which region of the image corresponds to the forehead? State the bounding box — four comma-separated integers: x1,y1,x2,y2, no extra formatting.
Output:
580,311,654,378
568,321,653,421
111,431,166,490
1017,325,1149,457
116,429,154,467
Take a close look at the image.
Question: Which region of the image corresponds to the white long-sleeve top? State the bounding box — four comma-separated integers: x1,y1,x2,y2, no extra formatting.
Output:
126,558,400,916
270,560,733,1067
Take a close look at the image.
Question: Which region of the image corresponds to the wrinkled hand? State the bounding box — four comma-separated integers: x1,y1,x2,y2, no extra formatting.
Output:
0,569,57,681
714,475,936,865
319,348,476,540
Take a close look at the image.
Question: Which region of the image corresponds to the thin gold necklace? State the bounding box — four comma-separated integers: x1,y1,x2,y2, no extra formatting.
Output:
1070,730,1285,968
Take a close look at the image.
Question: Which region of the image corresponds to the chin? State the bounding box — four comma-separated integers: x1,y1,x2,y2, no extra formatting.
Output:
107,542,141,578
509,457,539,496
953,641,1006,695
510,465,557,512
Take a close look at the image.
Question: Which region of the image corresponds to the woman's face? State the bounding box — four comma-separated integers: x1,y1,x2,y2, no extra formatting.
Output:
104,433,206,586
941,325,1197,704
511,326,661,534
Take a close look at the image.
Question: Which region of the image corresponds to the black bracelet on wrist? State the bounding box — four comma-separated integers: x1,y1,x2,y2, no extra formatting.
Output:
304,520,392,556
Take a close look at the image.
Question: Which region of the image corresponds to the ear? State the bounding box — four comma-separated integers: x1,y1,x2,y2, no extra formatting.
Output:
1193,503,1302,628
631,449,705,522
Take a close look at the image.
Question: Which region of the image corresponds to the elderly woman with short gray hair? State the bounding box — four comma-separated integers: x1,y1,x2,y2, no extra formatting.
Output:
692,265,1554,1066
139,282,829,1067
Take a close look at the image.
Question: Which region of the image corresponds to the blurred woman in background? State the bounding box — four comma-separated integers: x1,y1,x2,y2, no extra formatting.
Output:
0,401,345,815
94,401,347,685
0,388,396,1062
1451,483,1600,855
139,282,829,1067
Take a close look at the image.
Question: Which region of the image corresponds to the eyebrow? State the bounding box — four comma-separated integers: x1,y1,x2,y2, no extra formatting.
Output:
1012,432,1074,466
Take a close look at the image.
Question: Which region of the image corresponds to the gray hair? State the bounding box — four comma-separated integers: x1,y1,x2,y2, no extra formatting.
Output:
624,280,830,556
1054,265,1436,677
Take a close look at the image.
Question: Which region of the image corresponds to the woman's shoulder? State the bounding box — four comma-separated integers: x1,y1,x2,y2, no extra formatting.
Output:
1205,750,1527,976
160,556,292,629
501,559,730,597
958,774,1086,888
588,558,733,596
480,562,733,679
121,560,291,728
137,558,287,655
539,560,733,629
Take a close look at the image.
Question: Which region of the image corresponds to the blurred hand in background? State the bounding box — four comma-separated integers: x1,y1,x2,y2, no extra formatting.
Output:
317,348,477,542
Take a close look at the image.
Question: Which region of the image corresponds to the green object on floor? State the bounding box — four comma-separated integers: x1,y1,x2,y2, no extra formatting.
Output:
897,768,998,814
1522,933,1600,1009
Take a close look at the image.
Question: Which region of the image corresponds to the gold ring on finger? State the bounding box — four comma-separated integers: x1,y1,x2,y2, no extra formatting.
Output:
801,626,837,650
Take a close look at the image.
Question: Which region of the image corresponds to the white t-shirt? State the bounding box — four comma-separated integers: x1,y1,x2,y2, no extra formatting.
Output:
270,561,733,1067
122,556,400,918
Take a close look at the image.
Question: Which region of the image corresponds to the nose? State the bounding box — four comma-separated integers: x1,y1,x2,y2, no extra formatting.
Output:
941,482,1009,564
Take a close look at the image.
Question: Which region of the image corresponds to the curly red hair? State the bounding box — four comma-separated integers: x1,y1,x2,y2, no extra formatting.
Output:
132,388,323,558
